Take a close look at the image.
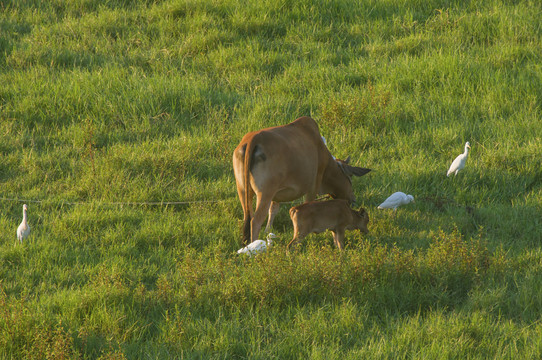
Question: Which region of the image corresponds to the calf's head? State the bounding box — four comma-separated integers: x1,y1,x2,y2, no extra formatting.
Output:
352,208,369,233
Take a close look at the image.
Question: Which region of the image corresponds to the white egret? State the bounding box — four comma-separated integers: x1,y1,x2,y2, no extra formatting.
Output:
447,141,471,176
378,192,414,211
237,233,277,256
16,204,30,243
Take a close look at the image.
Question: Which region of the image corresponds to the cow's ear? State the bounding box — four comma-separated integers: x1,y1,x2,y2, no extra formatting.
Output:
344,156,351,164
345,165,371,177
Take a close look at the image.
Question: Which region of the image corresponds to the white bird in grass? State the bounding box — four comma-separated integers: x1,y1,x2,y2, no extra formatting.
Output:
378,192,414,211
237,233,277,256
447,141,471,177
16,204,30,243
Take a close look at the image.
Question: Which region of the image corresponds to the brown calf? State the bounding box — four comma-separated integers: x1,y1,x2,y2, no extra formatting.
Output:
288,199,369,250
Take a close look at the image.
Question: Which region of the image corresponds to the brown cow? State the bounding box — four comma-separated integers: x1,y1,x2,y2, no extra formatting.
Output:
288,199,369,250
233,116,371,244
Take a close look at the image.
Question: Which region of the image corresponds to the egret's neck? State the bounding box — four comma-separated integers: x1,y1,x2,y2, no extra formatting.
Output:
22,209,28,222
464,147,470,156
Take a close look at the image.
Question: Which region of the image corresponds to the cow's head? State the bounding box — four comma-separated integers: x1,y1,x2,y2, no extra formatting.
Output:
327,156,371,204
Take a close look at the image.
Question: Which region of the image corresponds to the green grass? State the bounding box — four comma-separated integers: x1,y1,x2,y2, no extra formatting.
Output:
1,0,542,358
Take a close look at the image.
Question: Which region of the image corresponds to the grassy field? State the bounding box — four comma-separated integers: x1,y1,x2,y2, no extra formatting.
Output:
1,0,541,358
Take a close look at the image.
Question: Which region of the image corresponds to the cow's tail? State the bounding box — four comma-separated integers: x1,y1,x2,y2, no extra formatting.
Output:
242,137,258,244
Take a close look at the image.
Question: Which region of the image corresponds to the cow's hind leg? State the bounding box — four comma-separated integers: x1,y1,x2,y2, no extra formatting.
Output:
237,185,254,245
264,201,280,233
251,194,274,243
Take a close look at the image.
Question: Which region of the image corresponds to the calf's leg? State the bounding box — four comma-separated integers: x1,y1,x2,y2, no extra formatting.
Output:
331,229,345,250
288,209,305,250
288,233,305,249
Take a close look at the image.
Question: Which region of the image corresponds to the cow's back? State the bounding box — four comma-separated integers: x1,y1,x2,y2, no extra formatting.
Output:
237,117,321,147
235,117,331,202
238,117,325,165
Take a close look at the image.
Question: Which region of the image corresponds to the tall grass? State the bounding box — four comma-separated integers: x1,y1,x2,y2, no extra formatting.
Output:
1,0,541,358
